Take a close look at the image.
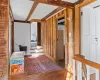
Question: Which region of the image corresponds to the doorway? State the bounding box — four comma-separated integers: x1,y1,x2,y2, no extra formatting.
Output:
81,0,100,64
56,17,66,68
31,22,37,47
81,0,100,76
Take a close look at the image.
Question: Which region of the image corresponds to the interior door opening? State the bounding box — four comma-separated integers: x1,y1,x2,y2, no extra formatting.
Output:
81,1,100,79
56,17,66,68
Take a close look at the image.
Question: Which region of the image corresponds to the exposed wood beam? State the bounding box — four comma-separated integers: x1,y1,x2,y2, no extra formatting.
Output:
26,1,38,21
36,0,74,8
75,0,85,5
58,22,65,25
12,21,14,53
42,7,64,20
30,19,42,23
14,20,30,23
37,22,41,45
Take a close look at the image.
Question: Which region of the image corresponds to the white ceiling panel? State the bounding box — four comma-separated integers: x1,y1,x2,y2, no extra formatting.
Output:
10,0,33,21
82,0,100,8
29,3,58,20
88,0,100,8
62,0,78,3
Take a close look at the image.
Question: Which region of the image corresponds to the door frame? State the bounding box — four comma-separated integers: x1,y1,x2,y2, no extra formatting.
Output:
56,11,69,68
74,0,96,55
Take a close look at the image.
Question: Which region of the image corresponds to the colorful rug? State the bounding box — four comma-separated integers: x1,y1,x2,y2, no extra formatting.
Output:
24,55,62,75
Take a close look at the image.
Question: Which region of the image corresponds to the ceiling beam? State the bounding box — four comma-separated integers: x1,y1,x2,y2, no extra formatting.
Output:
42,7,64,20
75,0,85,5
36,0,74,8
14,20,30,23
30,19,42,23
26,0,38,21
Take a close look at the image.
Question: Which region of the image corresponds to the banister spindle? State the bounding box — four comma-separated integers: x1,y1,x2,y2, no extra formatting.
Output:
96,69,100,80
77,61,82,80
73,60,75,80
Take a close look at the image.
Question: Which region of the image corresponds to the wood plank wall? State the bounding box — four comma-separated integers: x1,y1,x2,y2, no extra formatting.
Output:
41,8,74,69
41,16,57,61
0,0,9,79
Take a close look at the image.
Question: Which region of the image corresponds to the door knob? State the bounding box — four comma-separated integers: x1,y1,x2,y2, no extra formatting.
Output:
95,38,98,42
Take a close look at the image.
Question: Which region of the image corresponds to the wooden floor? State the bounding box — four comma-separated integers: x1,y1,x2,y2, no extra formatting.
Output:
10,53,67,80
10,70,67,80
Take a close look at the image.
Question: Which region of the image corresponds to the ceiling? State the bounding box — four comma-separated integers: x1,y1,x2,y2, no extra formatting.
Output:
10,0,33,21
10,0,59,21
89,0,100,8
10,0,81,21
81,0,100,8
29,3,58,20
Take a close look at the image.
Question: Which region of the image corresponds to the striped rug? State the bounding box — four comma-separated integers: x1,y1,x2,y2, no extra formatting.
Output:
24,55,62,75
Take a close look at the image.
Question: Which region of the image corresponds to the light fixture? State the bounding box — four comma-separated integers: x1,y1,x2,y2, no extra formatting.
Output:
61,0,79,3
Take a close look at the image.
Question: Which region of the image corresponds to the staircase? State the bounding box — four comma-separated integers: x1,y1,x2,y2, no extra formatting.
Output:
73,55,99,80
30,46,44,53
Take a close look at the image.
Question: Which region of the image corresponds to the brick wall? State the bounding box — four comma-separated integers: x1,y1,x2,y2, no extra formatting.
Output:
0,0,9,80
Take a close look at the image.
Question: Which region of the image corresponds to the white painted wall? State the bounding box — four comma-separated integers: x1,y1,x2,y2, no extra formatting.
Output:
31,22,37,47
14,22,31,54
31,22,37,41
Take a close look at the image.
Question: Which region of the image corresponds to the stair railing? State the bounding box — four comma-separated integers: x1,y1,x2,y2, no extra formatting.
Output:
73,55,100,80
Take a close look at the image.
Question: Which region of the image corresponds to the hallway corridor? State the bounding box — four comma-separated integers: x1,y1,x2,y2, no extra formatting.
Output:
10,52,67,80
24,53,62,75
10,69,66,80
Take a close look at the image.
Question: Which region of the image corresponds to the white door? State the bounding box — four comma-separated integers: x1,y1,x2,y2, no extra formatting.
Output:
95,7,100,64
81,6,97,62
81,6,99,75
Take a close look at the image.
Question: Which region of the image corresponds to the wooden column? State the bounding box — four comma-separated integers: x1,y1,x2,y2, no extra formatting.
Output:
12,21,14,53
37,22,41,46
0,0,9,79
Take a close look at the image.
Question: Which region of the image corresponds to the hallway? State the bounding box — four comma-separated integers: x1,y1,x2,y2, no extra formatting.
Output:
10,70,66,80
24,53,62,75
10,52,67,80
1,0,99,80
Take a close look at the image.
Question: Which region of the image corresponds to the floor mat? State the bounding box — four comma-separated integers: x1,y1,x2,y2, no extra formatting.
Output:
24,55,62,75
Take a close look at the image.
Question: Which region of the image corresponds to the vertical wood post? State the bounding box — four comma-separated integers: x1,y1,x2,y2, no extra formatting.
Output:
0,0,9,79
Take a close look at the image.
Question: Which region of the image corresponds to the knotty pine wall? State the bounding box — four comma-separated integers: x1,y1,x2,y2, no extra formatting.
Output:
41,8,74,70
0,0,9,79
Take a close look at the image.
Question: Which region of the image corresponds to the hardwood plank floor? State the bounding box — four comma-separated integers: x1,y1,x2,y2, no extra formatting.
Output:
10,70,67,80
10,53,67,80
